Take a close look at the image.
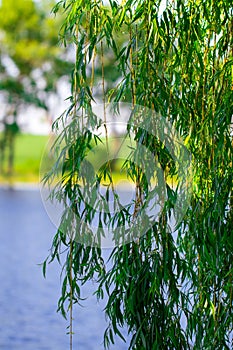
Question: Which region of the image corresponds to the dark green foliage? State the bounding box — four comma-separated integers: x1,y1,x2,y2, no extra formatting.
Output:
43,1,233,349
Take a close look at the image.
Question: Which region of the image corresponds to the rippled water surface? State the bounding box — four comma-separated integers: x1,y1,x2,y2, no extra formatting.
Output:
0,187,128,350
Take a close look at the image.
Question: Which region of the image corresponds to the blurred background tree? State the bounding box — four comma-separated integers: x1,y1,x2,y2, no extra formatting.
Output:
0,0,72,177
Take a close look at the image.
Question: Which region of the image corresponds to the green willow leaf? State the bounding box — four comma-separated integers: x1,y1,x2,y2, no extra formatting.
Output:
43,0,233,349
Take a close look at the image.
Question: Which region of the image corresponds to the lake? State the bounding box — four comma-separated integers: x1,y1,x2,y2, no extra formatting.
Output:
0,186,128,350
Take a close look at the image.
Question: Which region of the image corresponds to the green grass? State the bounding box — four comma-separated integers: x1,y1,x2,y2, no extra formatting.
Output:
0,133,174,187
0,133,130,185
0,133,49,184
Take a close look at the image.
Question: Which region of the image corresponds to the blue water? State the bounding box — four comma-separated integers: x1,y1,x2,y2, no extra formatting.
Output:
0,187,128,350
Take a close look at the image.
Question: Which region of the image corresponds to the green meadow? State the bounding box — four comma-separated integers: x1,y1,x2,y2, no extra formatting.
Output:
0,133,170,186
0,133,127,185
0,133,49,184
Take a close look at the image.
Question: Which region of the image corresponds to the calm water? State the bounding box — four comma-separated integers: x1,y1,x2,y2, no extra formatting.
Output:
0,187,128,350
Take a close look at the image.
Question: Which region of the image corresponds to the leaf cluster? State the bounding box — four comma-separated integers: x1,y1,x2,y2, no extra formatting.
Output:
43,1,233,349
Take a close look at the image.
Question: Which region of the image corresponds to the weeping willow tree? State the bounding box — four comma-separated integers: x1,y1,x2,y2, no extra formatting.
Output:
42,0,233,349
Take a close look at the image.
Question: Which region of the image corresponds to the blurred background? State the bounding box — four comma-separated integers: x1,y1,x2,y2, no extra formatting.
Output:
0,0,72,184
0,0,128,349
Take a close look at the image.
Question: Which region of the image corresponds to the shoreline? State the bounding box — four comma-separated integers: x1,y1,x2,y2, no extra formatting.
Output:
0,180,136,192
0,182,40,191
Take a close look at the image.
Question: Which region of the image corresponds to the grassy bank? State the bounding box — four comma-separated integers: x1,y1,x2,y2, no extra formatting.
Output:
0,133,171,187
0,133,49,184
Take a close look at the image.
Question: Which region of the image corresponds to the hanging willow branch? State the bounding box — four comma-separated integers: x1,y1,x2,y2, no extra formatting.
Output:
43,1,233,349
